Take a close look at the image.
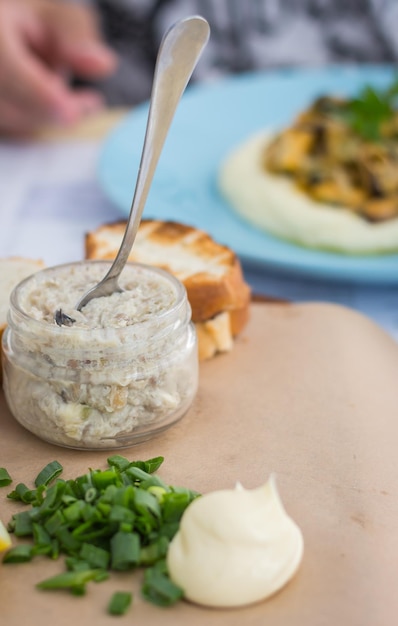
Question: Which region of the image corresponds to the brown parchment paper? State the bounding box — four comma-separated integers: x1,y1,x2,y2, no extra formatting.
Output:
0,302,397,626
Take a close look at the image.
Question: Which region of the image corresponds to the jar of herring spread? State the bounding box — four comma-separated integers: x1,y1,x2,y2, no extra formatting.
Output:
2,261,198,449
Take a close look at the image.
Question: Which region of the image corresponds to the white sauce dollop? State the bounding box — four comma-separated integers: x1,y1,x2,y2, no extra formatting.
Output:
167,476,303,608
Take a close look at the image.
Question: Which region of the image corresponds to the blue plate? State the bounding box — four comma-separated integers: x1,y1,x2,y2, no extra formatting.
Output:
98,65,398,284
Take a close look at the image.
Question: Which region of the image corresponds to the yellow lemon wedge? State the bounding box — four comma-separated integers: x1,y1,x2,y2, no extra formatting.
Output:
0,520,11,552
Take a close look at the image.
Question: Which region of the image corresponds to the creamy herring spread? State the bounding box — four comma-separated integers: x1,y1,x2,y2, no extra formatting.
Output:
19,262,178,328
3,262,197,448
167,476,303,607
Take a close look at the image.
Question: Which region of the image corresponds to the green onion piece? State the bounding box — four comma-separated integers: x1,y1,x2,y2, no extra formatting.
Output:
108,504,135,524
32,523,51,547
107,455,164,475
130,457,165,474
79,543,110,570
162,490,198,523
7,482,42,504
13,511,34,537
44,509,65,536
63,499,86,522
106,455,132,472
37,568,106,590
139,536,169,566
113,485,135,508
110,531,140,571
35,481,66,518
34,461,63,487
147,486,167,502
90,468,120,490
134,488,160,518
141,561,183,607
49,539,60,560
2,544,33,563
55,527,81,552
31,544,53,557
94,570,109,583
108,591,132,616
125,466,153,483
0,467,12,487
7,483,30,502
65,557,91,572
84,487,97,503
70,585,86,596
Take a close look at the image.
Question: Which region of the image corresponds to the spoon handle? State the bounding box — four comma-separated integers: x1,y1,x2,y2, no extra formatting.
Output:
78,16,209,309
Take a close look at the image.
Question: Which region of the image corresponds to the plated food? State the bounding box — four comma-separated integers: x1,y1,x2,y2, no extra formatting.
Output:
219,80,398,254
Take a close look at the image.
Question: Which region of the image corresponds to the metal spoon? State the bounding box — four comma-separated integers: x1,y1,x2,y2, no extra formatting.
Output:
74,16,210,313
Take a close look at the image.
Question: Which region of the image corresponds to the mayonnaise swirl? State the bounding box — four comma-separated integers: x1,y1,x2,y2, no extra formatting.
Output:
167,476,303,607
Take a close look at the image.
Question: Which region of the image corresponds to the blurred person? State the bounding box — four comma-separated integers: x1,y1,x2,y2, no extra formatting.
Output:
1,0,398,137
0,0,116,136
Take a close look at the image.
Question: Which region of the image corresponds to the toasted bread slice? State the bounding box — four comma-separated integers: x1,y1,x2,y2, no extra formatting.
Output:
0,257,45,379
85,220,251,359
86,220,251,325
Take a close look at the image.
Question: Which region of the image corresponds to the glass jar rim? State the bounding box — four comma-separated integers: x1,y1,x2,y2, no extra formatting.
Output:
9,260,189,344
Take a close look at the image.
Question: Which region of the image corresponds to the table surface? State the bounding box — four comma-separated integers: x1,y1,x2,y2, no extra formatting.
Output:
1,113,398,623
1,302,397,625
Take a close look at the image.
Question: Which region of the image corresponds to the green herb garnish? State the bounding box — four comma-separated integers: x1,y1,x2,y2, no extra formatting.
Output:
108,591,133,616
341,75,398,141
0,467,12,487
142,559,184,606
2,455,199,612
34,460,63,487
37,568,107,591
2,543,33,563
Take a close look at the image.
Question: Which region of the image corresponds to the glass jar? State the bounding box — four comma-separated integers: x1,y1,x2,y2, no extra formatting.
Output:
2,261,198,449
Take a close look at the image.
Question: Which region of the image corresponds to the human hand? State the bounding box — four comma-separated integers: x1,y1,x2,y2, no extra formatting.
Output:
0,0,117,136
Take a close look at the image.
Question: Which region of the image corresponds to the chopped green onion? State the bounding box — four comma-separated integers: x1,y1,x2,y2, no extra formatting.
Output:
107,591,132,615
32,523,52,548
63,499,86,522
13,511,34,537
0,467,12,487
2,544,33,563
44,509,65,536
84,487,97,503
107,455,164,474
106,455,132,472
139,536,169,566
108,504,135,524
1,455,200,612
34,461,63,487
55,527,81,553
110,531,140,570
79,543,110,570
7,482,42,504
134,488,161,518
132,456,165,474
37,568,107,591
141,561,183,607
90,468,120,490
